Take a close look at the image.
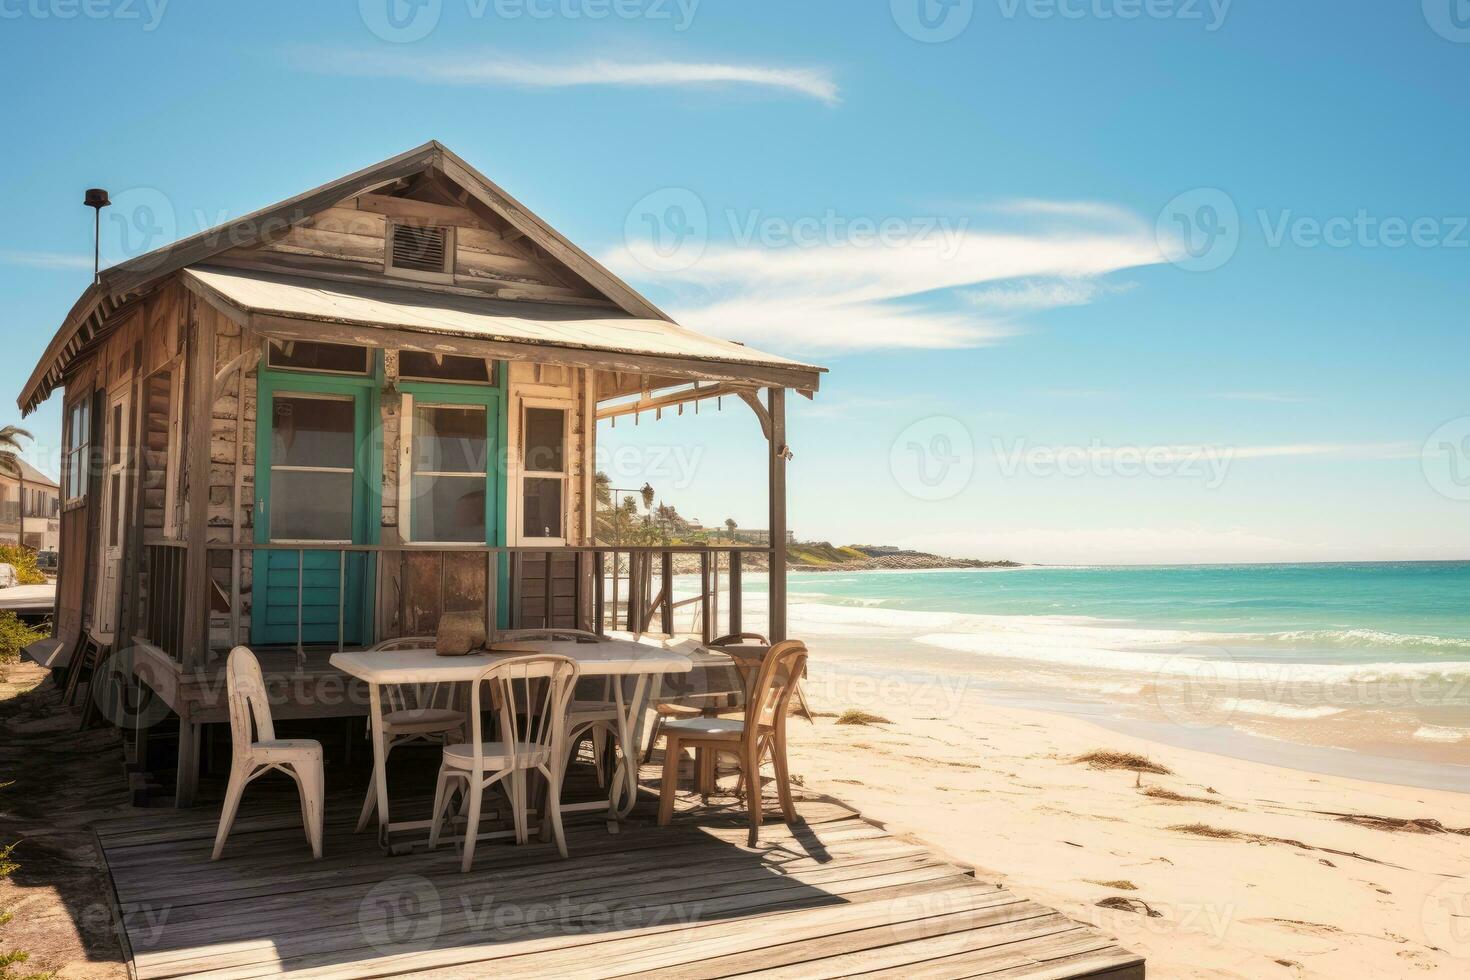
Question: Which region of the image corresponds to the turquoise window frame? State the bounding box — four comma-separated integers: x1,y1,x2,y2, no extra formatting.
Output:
398,366,509,626
252,349,384,646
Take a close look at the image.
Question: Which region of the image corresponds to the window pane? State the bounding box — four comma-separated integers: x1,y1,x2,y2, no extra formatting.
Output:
522,477,563,539
413,406,486,474
400,352,493,384
523,408,565,473
271,470,353,540
110,403,124,465
411,475,485,542
108,474,121,546
268,341,369,374
272,396,355,469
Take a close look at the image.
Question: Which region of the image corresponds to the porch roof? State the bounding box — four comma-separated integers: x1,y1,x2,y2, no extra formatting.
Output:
182,266,824,392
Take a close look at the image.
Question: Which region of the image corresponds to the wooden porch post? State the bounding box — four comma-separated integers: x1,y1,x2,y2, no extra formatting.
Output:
767,387,788,643
177,304,215,807
182,303,215,671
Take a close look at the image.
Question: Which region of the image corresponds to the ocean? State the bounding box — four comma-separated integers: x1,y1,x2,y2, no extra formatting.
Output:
723,562,1470,790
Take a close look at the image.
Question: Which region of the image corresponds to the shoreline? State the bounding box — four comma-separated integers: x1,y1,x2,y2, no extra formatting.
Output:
786,665,1470,979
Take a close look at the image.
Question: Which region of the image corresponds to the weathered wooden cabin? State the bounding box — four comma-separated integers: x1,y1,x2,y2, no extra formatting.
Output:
19,141,824,804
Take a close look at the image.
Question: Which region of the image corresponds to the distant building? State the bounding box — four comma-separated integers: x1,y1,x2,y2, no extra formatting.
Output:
729,527,797,546
0,458,61,552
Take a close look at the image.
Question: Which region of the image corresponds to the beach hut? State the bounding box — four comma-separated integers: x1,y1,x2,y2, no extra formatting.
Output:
19,141,824,804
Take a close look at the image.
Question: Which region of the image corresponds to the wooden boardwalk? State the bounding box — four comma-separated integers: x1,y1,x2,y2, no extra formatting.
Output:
94,772,1143,979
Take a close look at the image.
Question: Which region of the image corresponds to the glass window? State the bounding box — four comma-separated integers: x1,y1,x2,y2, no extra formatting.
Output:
399,352,493,384
271,471,354,541
272,396,356,470
269,394,356,541
63,398,90,500
521,405,567,540
408,404,489,543
522,477,563,540
523,408,565,473
267,340,370,374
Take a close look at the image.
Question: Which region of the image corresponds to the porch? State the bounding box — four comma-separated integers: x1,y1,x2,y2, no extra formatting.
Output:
95,758,1146,979
118,542,772,806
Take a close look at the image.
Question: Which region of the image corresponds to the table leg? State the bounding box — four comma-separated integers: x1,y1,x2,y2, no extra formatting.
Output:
612,674,650,819
368,683,391,847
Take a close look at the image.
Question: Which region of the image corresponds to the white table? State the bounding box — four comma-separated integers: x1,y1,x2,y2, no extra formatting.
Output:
330,637,692,848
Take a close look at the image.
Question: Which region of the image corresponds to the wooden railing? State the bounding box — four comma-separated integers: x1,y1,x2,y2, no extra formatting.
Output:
138,541,770,666
141,541,188,662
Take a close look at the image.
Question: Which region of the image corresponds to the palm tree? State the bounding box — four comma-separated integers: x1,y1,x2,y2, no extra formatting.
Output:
0,426,34,548
725,517,737,542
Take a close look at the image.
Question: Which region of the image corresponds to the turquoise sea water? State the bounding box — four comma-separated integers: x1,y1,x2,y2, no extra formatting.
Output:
777,561,1470,663
731,563,1470,779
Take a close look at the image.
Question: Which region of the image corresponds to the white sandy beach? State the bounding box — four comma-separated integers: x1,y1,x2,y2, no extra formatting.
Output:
783,666,1470,979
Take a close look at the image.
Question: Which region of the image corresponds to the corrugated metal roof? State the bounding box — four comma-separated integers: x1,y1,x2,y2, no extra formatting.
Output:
183,266,824,389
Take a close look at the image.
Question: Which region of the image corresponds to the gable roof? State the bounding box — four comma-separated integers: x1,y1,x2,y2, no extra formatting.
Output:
22,141,771,414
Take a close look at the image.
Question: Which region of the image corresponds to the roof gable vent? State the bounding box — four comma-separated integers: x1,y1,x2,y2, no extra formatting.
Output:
389,223,451,276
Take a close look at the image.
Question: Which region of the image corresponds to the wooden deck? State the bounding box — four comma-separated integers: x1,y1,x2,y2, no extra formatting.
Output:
93,764,1143,979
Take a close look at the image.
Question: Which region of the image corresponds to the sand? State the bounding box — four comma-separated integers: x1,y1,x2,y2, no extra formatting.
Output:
785,668,1470,978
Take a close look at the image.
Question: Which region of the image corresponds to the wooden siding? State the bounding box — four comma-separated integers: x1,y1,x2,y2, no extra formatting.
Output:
215,187,610,308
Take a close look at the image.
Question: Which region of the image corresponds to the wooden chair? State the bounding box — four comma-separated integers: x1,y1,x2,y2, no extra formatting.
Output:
212,646,324,861
355,635,468,833
428,654,580,872
657,639,808,846
498,629,619,787
642,632,764,762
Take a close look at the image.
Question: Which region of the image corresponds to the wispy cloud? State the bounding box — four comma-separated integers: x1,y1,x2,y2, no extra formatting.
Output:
963,278,1135,313
0,250,92,270
991,198,1143,228
290,46,839,104
610,211,1167,353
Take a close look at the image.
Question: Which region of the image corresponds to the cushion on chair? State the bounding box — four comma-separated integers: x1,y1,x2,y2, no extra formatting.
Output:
663,716,746,738
382,707,466,734
441,742,552,770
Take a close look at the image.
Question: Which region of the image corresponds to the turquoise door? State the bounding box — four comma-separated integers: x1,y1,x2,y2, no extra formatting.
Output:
253,363,380,647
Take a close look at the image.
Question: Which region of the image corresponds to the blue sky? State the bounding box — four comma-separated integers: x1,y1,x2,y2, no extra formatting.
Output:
2,1,1468,563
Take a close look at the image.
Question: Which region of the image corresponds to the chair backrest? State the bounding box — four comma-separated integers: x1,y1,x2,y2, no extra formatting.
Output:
711,632,768,647
466,655,580,770
742,640,808,754
497,629,601,643
365,636,455,713
225,646,275,757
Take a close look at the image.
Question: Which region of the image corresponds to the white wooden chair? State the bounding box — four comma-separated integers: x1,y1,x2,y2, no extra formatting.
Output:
212,646,324,861
355,635,468,833
657,639,808,846
428,654,580,872
498,629,617,786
